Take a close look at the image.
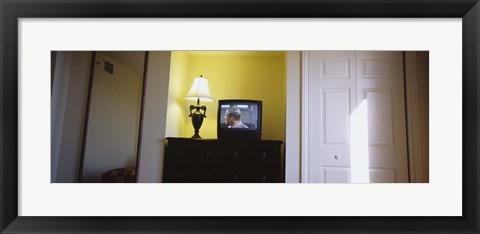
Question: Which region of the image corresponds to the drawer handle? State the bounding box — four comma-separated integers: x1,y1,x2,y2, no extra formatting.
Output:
334,155,339,160
232,152,240,158
260,152,267,159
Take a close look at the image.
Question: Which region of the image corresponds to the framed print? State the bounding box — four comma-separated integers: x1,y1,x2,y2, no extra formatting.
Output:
1,0,479,233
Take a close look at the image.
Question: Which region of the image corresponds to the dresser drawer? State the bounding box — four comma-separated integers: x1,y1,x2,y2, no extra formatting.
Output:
163,138,284,183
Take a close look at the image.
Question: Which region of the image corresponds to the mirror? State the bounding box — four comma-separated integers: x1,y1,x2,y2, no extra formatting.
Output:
79,51,147,183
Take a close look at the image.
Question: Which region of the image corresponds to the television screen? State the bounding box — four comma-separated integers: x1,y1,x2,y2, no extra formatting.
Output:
217,100,262,140
220,104,259,130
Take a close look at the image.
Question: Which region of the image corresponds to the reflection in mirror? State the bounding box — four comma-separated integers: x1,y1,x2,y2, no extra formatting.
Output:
79,51,147,183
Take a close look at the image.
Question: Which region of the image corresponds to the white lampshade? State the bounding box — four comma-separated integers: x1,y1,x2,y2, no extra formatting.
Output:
185,76,215,102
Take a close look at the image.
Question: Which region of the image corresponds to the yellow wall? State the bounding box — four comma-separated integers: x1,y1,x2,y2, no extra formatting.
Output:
176,51,286,141
165,51,190,137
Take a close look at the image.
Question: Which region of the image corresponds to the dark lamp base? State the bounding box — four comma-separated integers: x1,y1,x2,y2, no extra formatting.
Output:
190,107,206,139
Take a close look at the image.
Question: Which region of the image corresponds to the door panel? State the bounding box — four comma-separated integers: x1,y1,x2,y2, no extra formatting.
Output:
365,89,395,147
356,51,408,183
307,51,356,183
322,166,351,183
304,51,409,183
323,89,350,145
361,58,391,79
321,58,351,79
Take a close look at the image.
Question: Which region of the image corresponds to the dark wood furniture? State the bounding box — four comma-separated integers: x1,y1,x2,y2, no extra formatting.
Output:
163,137,284,183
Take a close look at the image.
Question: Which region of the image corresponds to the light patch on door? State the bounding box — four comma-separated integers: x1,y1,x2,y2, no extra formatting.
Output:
350,99,370,183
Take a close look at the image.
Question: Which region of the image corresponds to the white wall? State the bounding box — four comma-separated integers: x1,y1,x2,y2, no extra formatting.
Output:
52,51,92,183
103,51,145,77
81,52,143,182
137,52,172,183
51,51,72,183
285,51,302,183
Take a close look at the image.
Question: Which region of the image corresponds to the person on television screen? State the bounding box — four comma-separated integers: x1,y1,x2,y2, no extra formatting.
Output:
224,106,249,128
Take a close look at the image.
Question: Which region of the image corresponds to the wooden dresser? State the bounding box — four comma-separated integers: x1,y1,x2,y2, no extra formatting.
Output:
163,137,284,183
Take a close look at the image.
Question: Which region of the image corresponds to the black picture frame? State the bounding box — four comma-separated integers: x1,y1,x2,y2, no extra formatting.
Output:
1,0,478,233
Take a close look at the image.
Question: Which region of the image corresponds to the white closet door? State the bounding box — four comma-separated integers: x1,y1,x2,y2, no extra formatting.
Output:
355,51,409,183
303,51,409,183
304,51,356,183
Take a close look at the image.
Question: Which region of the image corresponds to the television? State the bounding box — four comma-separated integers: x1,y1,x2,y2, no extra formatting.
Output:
217,100,262,140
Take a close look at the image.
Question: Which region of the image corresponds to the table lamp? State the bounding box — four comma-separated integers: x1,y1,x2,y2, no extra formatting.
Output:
185,75,215,138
